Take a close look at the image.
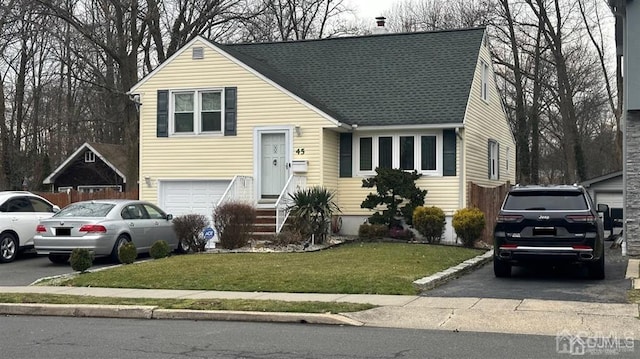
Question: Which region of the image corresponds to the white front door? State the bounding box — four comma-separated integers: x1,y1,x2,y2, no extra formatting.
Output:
260,132,288,198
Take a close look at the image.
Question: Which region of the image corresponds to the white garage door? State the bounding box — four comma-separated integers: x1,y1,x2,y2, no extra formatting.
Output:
159,180,230,221
594,192,623,209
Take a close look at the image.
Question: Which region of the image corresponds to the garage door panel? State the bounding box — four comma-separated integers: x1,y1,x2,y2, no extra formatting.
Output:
595,192,622,209
160,180,230,221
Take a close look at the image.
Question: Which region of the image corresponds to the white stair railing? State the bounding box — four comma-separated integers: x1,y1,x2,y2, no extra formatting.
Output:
275,175,307,233
216,176,254,207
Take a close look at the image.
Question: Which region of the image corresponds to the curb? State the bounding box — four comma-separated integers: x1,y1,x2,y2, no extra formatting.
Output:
153,309,364,326
412,250,493,291
627,258,640,289
0,303,155,319
0,303,364,326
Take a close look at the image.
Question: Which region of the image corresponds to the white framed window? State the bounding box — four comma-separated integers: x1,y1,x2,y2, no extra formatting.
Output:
355,132,441,176
77,185,123,193
171,89,223,135
489,139,499,180
481,60,489,102
84,151,95,163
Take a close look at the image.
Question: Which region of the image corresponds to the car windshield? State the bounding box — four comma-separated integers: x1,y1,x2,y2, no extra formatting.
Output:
503,191,588,211
54,202,115,217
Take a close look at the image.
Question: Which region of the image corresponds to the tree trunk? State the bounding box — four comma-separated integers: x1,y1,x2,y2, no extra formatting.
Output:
499,0,530,184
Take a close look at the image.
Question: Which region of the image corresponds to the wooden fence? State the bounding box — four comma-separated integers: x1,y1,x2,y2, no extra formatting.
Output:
35,189,139,208
467,181,510,244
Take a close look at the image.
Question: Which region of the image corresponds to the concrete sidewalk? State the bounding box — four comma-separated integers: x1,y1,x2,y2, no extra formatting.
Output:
0,258,638,339
1,285,639,338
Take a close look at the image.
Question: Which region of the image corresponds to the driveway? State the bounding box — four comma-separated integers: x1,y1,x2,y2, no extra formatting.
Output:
423,245,631,303
0,251,118,286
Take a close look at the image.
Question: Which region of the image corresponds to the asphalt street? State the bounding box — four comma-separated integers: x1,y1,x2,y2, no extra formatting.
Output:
423,245,629,303
3,315,638,359
0,251,122,286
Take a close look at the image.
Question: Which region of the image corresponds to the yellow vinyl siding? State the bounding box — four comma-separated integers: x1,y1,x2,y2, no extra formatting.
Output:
321,129,339,192
136,40,338,202
337,141,462,216
462,38,516,197
337,176,461,216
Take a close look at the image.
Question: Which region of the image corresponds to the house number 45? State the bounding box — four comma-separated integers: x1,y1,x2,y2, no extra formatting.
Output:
296,148,305,155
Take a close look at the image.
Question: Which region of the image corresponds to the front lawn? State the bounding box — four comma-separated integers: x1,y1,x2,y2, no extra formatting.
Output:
55,242,484,295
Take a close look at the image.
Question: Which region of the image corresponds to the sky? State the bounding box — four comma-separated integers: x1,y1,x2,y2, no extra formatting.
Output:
348,0,396,21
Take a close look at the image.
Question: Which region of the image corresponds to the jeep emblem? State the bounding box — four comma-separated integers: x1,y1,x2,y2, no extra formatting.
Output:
538,215,549,220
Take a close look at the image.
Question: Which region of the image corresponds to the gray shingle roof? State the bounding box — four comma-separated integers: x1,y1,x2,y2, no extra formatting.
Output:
218,28,485,127
86,142,128,175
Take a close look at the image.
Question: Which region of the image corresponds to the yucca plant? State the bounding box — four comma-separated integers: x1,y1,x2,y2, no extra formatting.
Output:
287,186,340,244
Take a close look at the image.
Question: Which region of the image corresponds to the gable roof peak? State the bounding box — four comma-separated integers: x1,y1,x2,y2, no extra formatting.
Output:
215,26,486,47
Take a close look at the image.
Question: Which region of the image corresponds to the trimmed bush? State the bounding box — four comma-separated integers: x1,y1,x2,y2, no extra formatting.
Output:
118,241,137,264
271,228,307,246
413,206,446,244
389,226,414,241
214,202,257,249
150,240,171,259
452,207,486,248
358,223,388,241
69,248,93,272
361,167,427,227
173,214,209,252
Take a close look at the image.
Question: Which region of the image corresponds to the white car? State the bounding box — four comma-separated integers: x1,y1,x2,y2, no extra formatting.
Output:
0,191,60,263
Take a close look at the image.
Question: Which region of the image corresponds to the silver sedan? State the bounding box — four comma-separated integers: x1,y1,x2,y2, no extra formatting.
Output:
34,200,181,263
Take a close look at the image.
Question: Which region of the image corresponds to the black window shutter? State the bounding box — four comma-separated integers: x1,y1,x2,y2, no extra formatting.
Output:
443,129,456,176
157,90,168,137
339,133,353,178
224,87,237,136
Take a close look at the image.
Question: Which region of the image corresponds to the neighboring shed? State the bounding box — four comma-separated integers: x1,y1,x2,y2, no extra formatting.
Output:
582,171,623,235
43,142,128,192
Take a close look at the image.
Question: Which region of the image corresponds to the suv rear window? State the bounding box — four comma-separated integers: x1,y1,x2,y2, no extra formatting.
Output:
503,191,588,211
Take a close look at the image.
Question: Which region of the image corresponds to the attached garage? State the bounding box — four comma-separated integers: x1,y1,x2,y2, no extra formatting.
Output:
158,180,230,221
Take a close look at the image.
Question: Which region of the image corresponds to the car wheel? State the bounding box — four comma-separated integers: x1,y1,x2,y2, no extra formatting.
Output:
588,252,605,280
111,235,129,263
48,254,70,264
493,258,511,278
176,239,190,254
0,233,18,263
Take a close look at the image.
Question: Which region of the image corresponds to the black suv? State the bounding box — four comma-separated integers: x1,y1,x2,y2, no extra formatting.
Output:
493,185,607,279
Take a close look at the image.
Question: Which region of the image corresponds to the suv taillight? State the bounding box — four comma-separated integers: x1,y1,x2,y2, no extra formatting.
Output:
565,214,596,223
496,214,524,223
79,224,107,233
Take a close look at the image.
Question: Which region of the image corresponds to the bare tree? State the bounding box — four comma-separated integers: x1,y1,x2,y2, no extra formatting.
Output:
386,0,495,32
577,0,622,171
524,0,587,183
496,0,531,183
234,0,349,42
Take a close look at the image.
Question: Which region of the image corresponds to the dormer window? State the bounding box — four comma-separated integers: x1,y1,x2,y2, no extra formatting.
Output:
85,151,95,163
